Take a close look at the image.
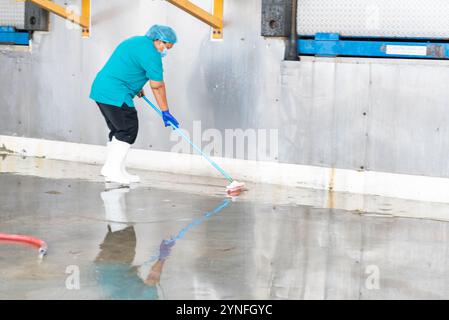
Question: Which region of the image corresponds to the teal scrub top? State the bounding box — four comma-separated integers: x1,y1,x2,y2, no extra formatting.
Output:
95,263,159,300
90,36,163,107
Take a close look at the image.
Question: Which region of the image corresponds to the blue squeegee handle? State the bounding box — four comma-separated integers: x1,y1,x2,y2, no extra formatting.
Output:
142,96,234,183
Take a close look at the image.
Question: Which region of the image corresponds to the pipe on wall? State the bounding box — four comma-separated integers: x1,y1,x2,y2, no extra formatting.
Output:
284,0,299,61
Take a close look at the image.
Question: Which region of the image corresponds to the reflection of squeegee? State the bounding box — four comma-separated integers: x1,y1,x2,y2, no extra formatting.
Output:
143,199,231,265
142,96,246,193
170,199,231,242
0,233,47,258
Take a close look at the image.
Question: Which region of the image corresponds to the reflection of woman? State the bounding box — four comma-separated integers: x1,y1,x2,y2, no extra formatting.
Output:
94,188,174,300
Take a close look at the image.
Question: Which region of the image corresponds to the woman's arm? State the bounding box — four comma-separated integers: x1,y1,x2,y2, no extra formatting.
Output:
149,80,169,112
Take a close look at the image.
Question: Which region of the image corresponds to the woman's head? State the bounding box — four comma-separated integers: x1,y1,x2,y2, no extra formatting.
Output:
146,25,177,57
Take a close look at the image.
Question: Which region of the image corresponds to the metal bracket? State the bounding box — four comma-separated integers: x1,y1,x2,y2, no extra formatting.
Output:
167,0,224,40
24,0,91,37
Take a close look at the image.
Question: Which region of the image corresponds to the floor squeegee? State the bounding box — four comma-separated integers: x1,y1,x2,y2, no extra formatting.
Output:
142,96,246,194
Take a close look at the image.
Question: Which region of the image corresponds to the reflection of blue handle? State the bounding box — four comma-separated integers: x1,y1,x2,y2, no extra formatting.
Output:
171,199,231,242
142,96,233,183
143,199,232,265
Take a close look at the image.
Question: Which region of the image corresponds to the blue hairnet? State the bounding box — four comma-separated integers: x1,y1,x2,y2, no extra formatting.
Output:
145,25,178,44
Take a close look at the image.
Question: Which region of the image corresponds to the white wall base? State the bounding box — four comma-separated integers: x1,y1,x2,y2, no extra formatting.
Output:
1,135,448,204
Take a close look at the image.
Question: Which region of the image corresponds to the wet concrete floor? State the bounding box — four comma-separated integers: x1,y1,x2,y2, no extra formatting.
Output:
1,156,449,299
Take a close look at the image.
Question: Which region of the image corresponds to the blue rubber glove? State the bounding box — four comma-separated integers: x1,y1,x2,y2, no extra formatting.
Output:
162,110,179,129
159,239,176,261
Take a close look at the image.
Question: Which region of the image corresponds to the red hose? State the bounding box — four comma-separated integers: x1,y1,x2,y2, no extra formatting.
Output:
0,233,48,256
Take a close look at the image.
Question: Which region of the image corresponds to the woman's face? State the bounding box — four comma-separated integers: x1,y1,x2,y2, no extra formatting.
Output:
155,40,174,53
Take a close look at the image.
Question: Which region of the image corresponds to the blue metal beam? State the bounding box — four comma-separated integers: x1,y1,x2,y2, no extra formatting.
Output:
0,26,29,46
298,33,449,59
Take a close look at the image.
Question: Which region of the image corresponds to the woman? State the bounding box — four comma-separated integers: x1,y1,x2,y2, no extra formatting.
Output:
90,25,179,184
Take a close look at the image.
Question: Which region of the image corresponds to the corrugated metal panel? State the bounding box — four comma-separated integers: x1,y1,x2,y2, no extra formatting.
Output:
0,0,25,29
298,0,449,38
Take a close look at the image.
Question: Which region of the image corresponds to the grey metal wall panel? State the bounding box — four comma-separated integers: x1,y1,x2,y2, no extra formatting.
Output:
298,0,449,38
366,63,449,176
281,61,369,171
0,0,25,29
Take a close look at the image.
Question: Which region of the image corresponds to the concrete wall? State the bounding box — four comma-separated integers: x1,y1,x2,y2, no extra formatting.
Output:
1,0,449,179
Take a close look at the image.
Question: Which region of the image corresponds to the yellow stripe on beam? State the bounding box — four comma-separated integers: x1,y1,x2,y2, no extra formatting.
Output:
212,0,224,40
81,0,90,37
167,0,223,29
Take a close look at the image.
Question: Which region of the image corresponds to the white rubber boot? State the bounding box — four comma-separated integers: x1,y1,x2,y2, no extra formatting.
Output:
101,187,129,233
121,148,140,183
101,137,131,185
